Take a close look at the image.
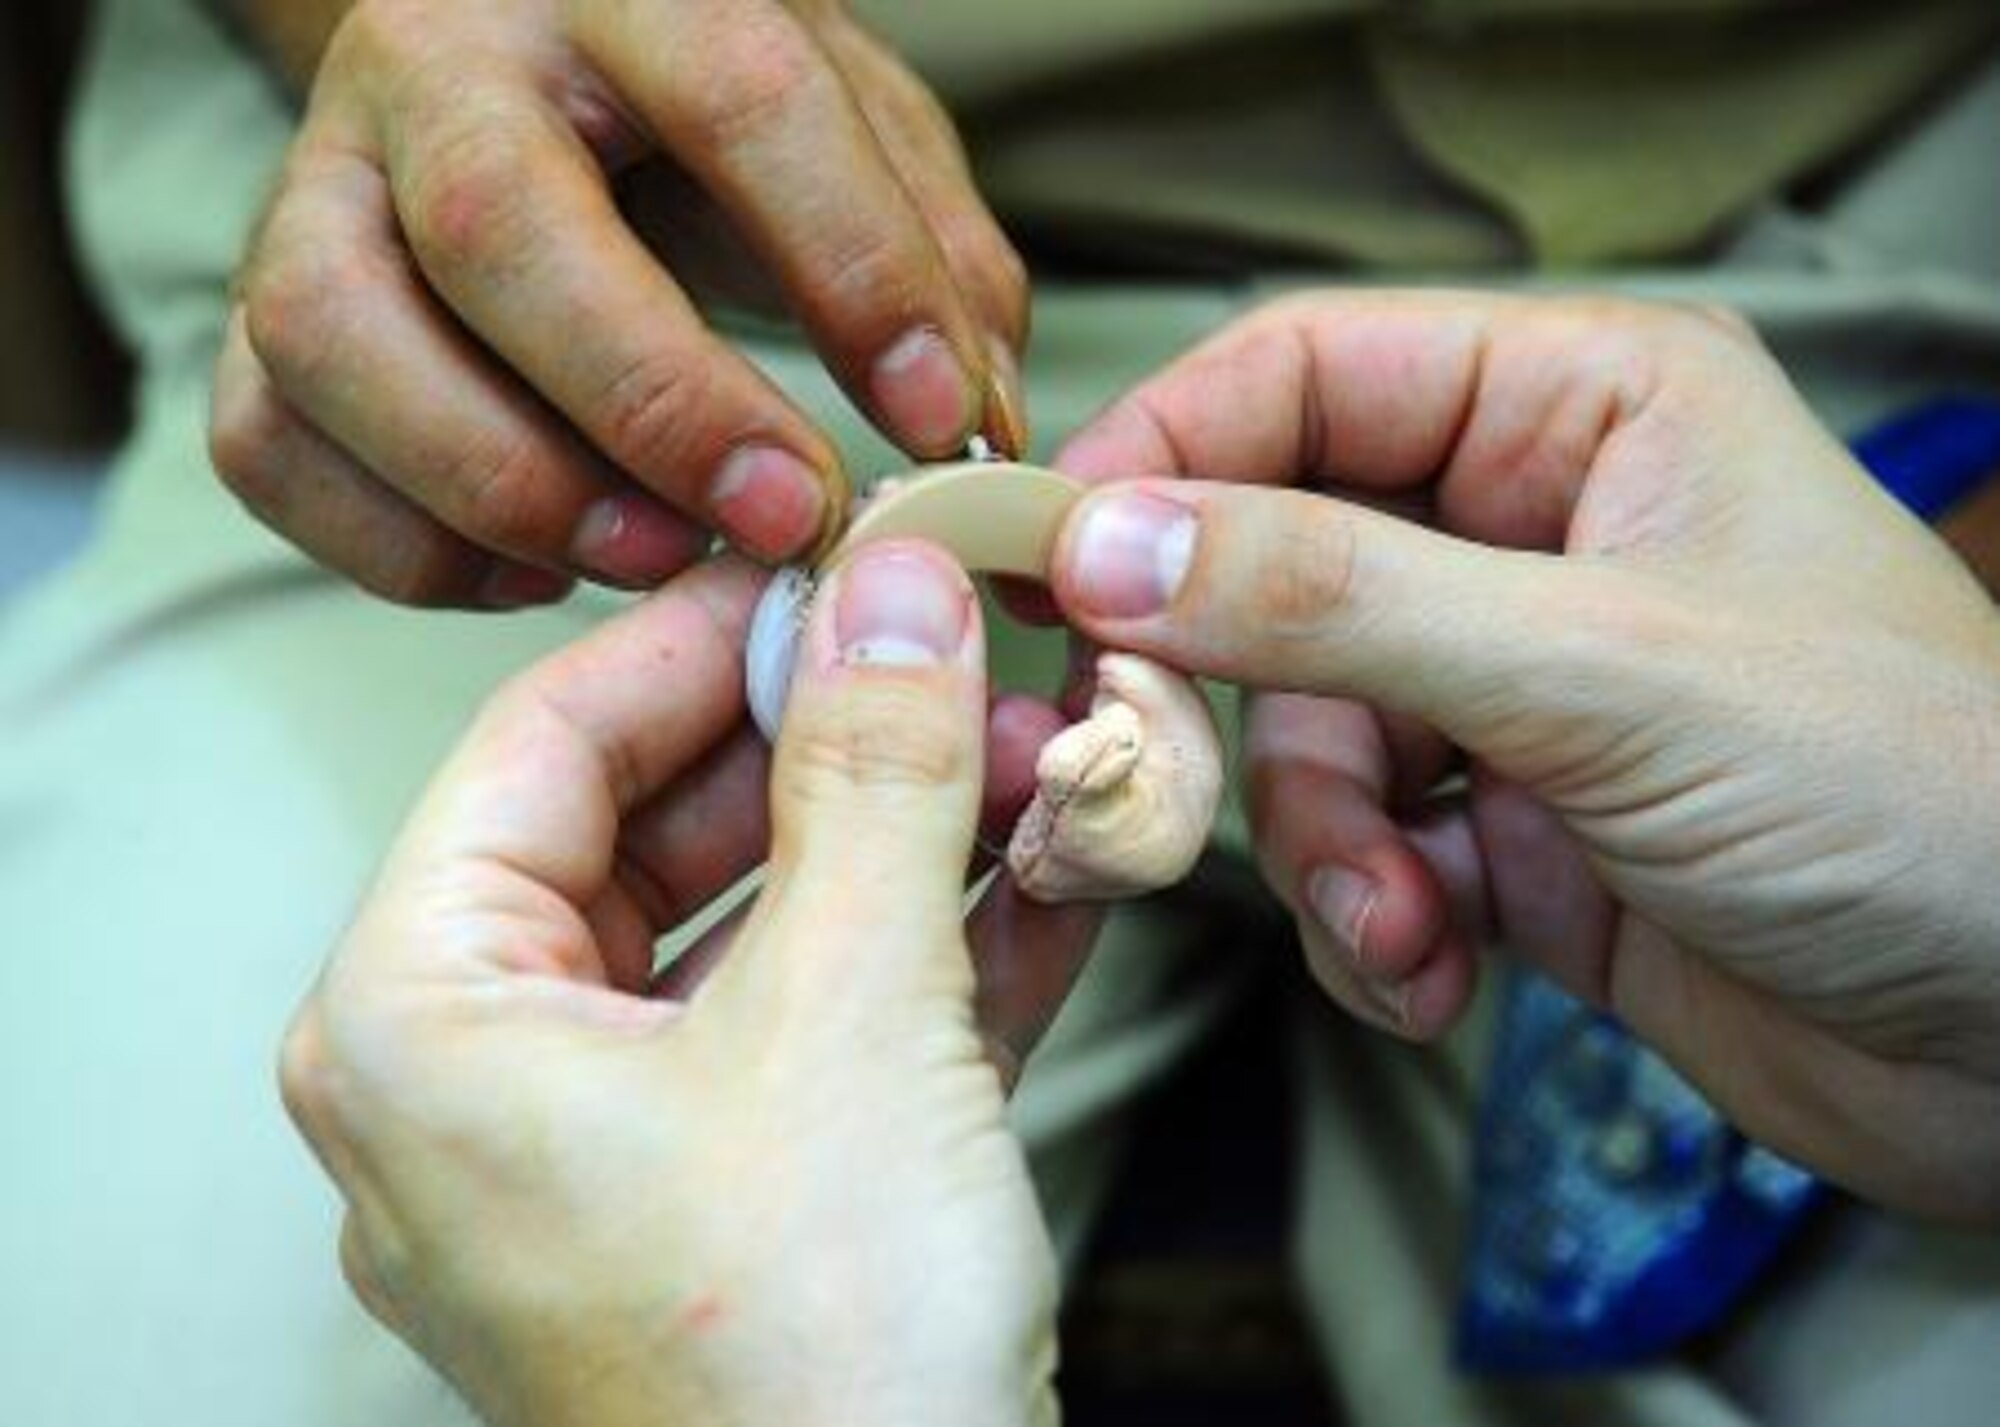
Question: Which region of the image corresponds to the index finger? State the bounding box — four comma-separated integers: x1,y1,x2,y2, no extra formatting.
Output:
388,83,845,563
1053,290,1747,553
575,0,1002,457
382,560,765,922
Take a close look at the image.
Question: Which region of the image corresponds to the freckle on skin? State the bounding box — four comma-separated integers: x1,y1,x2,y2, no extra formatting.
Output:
678,1294,725,1335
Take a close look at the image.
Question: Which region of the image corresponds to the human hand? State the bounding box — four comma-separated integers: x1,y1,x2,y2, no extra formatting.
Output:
212,0,1026,607
1049,291,2000,1223
280,548,1089,1427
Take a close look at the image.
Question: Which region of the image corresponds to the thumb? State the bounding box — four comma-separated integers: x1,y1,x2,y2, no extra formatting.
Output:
1050,480,1640,745
745,540,988,997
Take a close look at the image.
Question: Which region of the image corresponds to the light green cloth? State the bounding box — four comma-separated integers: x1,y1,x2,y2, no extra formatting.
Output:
5,1,2000,1424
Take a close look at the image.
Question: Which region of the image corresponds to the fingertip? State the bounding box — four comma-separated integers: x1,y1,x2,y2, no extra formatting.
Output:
710,444,841,564
1051,482,1200,626
570,494,710,588
870,326,982,457
759,543,993,978
479,562,576,610
1303,920,1475,1043
772,539,988,870
1301,841,1469,1037
1399,934,1478,1040
1307,842,1450,986
805,539,982,681
674,554,771,652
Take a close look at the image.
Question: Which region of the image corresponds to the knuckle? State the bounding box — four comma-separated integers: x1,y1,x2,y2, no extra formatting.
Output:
338,1222,382,1305
811,224,926,323
340,1214,416,1333
597,349,716,478
781,683,972,801
208,390,291,511
1533,297,1675,413
1258,290,1345,344
486,673,647,811
358,536,483,608
277,1005,343,1142
677,16,832,154
447,435,555,548
242,242,369,389
1241,506,1359,637
1678,300,1760,346
1547,292,1657,332
402,118,541,280
1551,292,1729,366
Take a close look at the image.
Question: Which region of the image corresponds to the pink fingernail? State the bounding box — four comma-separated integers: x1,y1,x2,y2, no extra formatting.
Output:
711,446,830,562
871,327,976,455
831,544,971,669
572,496,702,586
1307,865,1380,965
1064,490,1198,618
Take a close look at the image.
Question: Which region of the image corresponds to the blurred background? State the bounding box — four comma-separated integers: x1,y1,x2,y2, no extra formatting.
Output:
0,2,127,598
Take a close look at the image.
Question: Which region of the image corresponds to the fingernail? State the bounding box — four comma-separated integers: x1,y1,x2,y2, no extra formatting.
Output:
1360,976,1414,1033
711,446,830,562
571,495,700,586
1307,865,1380,966
872,327,976,455
981,335,1028,458
1064,490,1197,618
832,544,971,669
480,563,573,609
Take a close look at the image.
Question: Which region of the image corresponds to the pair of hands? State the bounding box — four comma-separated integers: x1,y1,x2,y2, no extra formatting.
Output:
283,292,2000,1427
212,0,1024,604
216,7,2000,1418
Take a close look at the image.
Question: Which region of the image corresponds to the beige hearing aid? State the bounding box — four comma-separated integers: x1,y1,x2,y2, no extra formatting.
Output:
745,457,1222,905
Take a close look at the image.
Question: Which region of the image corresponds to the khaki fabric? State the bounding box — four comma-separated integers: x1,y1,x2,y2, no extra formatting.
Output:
5,1,2000,1425
62,0,2000,335
858,0,1996,268
1370,3,1999,263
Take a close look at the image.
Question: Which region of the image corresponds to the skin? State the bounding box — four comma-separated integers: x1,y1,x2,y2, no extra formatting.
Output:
286,291,2000,1427
1049,290,2000,1226
211,0,1027,607
281,544,1086,1427
1940,474,2000,594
